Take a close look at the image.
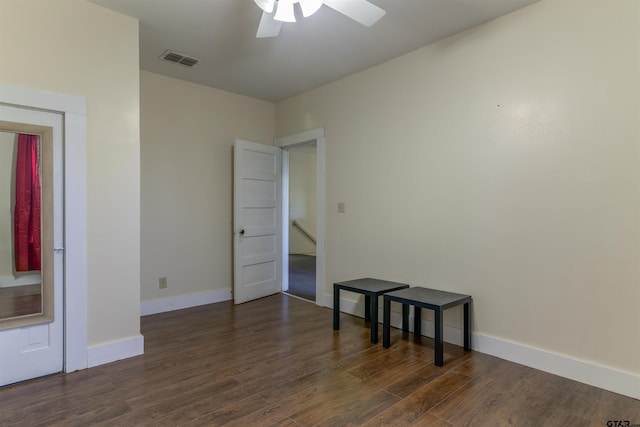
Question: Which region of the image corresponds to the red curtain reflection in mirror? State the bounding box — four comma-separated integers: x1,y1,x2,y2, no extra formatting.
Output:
14,134,41,272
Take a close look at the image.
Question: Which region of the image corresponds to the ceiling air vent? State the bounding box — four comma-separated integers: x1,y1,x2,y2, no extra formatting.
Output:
160,50,199,67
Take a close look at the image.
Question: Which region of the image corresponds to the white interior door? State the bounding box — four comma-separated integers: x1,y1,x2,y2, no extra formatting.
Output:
0,105,64,386
233,140,282,304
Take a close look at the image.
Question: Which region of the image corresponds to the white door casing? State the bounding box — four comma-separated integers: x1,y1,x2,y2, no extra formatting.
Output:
0,105,63,386
0,83,88,377
233,140,282,304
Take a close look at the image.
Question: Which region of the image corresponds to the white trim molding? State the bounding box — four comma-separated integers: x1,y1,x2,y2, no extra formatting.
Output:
473,334,640,400
88,335,144,368
140,289,232,316
327,293,640,400
274,127,324,148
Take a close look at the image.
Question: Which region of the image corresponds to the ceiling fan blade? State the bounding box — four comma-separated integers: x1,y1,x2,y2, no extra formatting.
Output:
256,10,282,38
299,0,323,17
323,0,386,27
254,0,275,13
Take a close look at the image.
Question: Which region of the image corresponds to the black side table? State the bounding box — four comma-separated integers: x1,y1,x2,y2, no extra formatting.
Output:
333,278,410,344
382,287,472,366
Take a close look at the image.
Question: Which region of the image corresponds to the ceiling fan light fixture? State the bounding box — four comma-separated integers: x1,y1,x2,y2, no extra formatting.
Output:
299,0,323,17
254,0,276,13
254,0,385,38
274,0,296,22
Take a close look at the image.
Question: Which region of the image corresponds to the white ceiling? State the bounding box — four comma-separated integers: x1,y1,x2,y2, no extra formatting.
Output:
87,0,539,103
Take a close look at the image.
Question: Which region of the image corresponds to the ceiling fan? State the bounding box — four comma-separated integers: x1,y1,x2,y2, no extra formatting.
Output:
254,0,386,38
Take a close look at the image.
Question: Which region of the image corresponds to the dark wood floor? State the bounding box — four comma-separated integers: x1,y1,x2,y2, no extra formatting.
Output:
1,294,638,426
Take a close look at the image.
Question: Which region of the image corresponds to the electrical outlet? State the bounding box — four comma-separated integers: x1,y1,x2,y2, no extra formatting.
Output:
159,276,168,289
337,202,345,213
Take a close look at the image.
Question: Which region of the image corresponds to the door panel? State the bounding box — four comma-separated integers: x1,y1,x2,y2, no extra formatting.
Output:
0,105,63,386
233,140,282,304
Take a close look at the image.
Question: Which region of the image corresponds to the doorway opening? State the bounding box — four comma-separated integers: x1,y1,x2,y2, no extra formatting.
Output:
277,128,325,306
284,142,317,301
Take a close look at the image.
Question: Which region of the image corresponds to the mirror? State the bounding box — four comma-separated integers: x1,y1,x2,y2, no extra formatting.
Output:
0,122,54,329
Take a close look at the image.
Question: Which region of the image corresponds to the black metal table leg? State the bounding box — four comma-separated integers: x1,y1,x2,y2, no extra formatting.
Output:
383,297,391,348
402,304,409,332
333,285,340,330
464,302,470,351
364,294,371,322
414,306,421,337
370,295,378,343
434,308,444,366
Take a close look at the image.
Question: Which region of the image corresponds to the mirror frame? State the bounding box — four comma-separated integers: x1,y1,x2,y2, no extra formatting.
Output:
0,120,54,329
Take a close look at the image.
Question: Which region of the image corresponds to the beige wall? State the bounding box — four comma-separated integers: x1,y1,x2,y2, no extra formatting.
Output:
288,144,317,255
140,71,275,303
276,0,640,375
0,132,14,277
3,0,636,381
0,0,141,346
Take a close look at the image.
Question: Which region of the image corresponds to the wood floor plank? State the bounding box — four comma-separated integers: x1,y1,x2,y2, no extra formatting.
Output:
360,371,472,426
592,389,640,424
0,293,638,427
428,371,530,425
268,418,299,427
411,412,453,427
383,360,444,398
221,356,427,427
185,370,360,426
312,390,401,427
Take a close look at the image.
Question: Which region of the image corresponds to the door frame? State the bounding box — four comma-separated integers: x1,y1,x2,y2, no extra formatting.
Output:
0,84,88,373
275,128,325,306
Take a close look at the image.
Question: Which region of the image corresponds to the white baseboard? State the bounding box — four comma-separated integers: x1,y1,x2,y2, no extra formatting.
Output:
140,289,232,316
473,334,640,400
87,334,144,368
325,292,640,400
